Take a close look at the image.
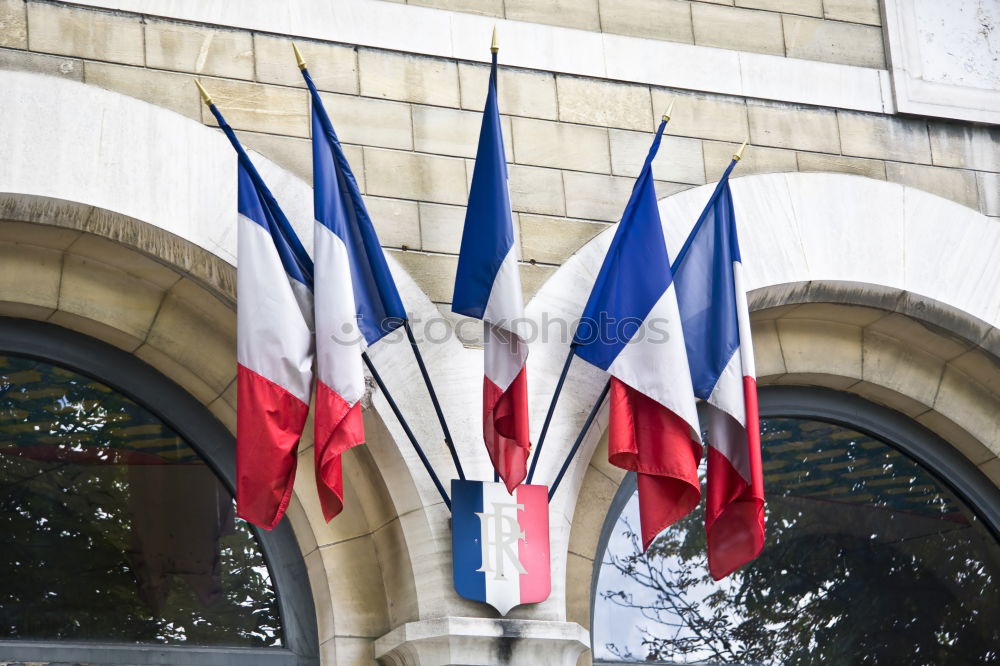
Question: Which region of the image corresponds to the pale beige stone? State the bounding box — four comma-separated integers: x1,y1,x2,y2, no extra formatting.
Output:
885,162,980,210
563,172,634,222
781,302,887,326
364,196,420,250
750,319,786,377
848,381,930,418
372,517,419,626
948,348,1000,397
979,457,1000,485
413,104,513,159
344,438,398,534
200,79,309,138
364,148,468,205
84,61,200,120
736,0,822,16
783,15,885,68
27,2,144,65
386,250,457,302
145,20,253,79
512,117,610,173
837,112,932,164
929,123,1000,172
67,235,181,289
505,0,600,31
569,466,618,559
410,0,504,16
776,318,862,379
610,130,705,183
333,637,374,665
748,102,840,153
133,342,218,403
293,444,373,549
0,49,82,80
206,394,236,433
691,3,784,56
519,215,606,265
0,241,61,314
862,330,944,408
866,313,971,361
254,34,357,94
653,181,694,199
933,366,1000,459
418,202,465,254
508,165,566,216
978,172,1000,217
599,0,694,42
796,152,886,180
320,92,413,151
916,410,994,465
520,262,556,302
319,536,390,638
650,88,748,143
237,131,314,184
824,0,881,25
703,141,797,180
557,76,653,132
0,0,27,48
0,221,80,250
565,552,594,630
458,63,558,120
358,48,459,108
588,432,626,484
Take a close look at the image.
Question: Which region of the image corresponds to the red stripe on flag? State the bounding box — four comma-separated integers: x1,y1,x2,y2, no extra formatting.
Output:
516,483,551,605
608,378,701,551
483,367,530,493
236,364,309,530
314,381,366,522
706,375,765,580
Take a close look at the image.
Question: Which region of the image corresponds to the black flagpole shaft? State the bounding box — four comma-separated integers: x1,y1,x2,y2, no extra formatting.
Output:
548,379,610,501
403,321,465,480
526,347,575,484
362,352,452,510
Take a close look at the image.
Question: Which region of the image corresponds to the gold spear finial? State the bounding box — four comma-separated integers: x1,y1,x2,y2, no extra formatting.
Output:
662,98,675,123
491,26,499,54
194,79,213,106
733,140,748,161
292,43,307,70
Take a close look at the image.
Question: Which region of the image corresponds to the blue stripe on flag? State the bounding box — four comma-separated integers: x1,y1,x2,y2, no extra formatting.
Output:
451,479,487,603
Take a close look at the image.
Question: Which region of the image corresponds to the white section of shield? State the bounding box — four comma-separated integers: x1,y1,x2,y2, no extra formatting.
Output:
483,246,528,392
314,221,366,405
480,480,525,616
237,213,314,405
606,281,702,443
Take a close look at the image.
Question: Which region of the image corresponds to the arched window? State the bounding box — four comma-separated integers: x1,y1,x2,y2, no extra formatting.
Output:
592,387,1000,665
0,318,317,665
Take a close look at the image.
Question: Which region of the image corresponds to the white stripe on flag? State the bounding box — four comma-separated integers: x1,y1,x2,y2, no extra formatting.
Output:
483,246,527,392
733,260,755,378
480,481,522,616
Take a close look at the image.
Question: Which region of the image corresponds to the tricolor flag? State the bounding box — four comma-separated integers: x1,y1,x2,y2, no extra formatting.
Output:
207,102,315,530
452,51,530,493
672,159,765,580
572,120,702,551
301,64,408,521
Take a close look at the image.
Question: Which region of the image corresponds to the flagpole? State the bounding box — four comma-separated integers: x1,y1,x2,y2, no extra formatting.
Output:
548,379,609,500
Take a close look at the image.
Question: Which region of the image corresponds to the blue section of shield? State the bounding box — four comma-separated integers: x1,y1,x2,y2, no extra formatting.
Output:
451,479,487,603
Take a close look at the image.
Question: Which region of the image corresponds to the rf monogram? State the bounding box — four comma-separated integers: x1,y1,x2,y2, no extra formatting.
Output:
476,501,527,581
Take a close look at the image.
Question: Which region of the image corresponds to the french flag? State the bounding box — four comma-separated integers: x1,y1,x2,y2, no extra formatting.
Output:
452,51,530,493
672,159,765,580
208,103,316,530
301,66,408,521
573,120,702,551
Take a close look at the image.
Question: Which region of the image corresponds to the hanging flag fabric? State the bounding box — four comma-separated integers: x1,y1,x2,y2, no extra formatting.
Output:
671,159,765,580
572,121,702,551
452,52,530,493
208,103,315,531
301,65,408,521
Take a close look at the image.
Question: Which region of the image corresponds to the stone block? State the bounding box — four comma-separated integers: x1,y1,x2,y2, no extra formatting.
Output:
145,20,253,80
372,517,420,626
27,2,144,65
796,152,886,180
781,302,887,327
747,102,840,153
980,458,1000,485
508,165,566,216
358,48,459,108
364,196,420,250
823,0,881,25
775,318,863,379
563,172,634,222
458,63,558,120
200,78,309,138
917,410,995,466
319,536,390,637
133,342,218,403
933,366,1000,458
838,112,931,164
0,49,82,80
611,130,705,182
0,240,61,314
885,162,980,210
520,262,555,303
691,3,784,57
237,131,314,184
505,0,600,31
385,250,457,303
320,92,413,151
557,76,653,132
750,319,785,377
413,104,512,159
418,202,465,254
0,0,27,48
702,141,797,180
67,234,181,289
569,466,618,559
848,381,930,418
293,445,372,551
735,0,822,16
364,148,468,205
650,88,748,143
783,15,885,68
866,313,971,362
862,330,944,408
254,34,358,94
948,348,1000,398
0,221,80,249
512,118,610,173
978,172,1000,217
84,61,200,120
519,215,606,265
599,0,694,43
410,0,504,16
928,123,1000,172
565,552,594,630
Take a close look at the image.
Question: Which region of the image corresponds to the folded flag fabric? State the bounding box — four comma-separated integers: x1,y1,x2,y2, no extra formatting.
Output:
672,159,765,580
452,52,531,493
572,120,702,551
208,102,315,530
301,65,408,521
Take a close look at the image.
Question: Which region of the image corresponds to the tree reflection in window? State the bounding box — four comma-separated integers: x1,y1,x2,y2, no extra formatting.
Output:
0,354,281,646
593,418,1000,665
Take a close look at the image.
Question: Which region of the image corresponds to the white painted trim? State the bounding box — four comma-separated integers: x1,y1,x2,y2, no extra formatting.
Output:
68,0,891,113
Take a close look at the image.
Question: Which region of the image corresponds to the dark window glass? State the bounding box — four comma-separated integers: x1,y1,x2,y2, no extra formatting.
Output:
594,418,1000,665
0,354,281,646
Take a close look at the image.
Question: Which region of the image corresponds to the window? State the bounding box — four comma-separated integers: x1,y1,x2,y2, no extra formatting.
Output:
592,389,1000,665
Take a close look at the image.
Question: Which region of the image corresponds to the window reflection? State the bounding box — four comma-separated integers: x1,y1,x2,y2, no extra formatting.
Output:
0,354,281,646
594,418,1000,665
